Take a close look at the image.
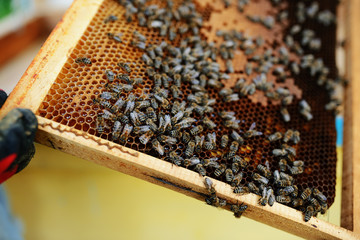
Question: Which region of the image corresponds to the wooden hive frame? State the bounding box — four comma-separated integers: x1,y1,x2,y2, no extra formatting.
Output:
0,0,359,239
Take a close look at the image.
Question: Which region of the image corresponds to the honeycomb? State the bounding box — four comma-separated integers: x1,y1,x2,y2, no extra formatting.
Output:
37,0,338,210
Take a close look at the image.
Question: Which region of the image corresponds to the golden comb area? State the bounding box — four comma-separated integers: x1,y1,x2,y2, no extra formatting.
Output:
37,0,338,209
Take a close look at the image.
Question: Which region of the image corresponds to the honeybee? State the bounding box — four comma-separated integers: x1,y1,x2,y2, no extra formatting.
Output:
124,94,136,114
231,172,243,187
105,70,115,82
278,186,296,196
205,195,226,207
304,205,314,222
202,158,220,168
292,198,304,208
267,188,275,206
96,115,106,134
158,135,177,145
292,130,301,144
278,159,287,172
275,195,291,204
275,179,292,187
267,132,282,142
195,163,206,176
93,98,114,111
214,164,226,177
272,148,288,157
133,125,151,135
283,129,294,143
173,74,182,87
233,155,247,168
183,157,200,168
288,165,304,175
220,135,229,148
230,131,244,145
230,203,248,218
282,144,296,157
169,151,183,166
259,187,268,206
309,197,322,212
104,14,118,23
75,57,92,65
233,185,249,194
204,178,216,195
225,169,234,182
300,188,312,200
100,91,118,100
146,107,157,122
280,172,294,182
133,30,147,42
118,62,131,73
257,164,271,178
252,173,269,185
119,124,133,143
170,85,182,99
280,107,290,122
224,119,241,129
130,111,141,126
185,141,196,157
204,132,216,150
273,170,280,182
141,53,153,66
247,182,260,195
313,188,327,203
182,131,191,144
203,117,216,129
190,125,203,135
229,141,239,154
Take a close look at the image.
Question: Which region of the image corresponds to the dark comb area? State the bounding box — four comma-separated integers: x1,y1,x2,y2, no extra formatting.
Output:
37,0,339,221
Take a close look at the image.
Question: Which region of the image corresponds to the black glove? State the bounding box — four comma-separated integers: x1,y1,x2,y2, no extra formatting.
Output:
0,90,37,183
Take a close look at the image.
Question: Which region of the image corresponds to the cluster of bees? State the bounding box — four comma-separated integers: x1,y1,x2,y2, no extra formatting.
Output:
86,0,341,221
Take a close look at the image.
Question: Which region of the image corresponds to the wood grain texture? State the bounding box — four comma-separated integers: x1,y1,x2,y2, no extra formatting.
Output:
0,0,358,238
342,0,360,232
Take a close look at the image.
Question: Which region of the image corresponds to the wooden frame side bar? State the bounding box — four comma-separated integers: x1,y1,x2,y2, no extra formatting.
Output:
342,0,360,232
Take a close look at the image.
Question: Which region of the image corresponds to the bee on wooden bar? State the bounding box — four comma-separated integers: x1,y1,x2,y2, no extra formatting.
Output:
230,203,247,218
183,157,201,168
304,205,314,222
247,182,260,195
259,187,268,206
231,172,243,187
204,177,216,195
169,151,183,166
205,195,226,208
195,163,206,176
233,185,249,194
267,188,275,206
292,198,304,208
